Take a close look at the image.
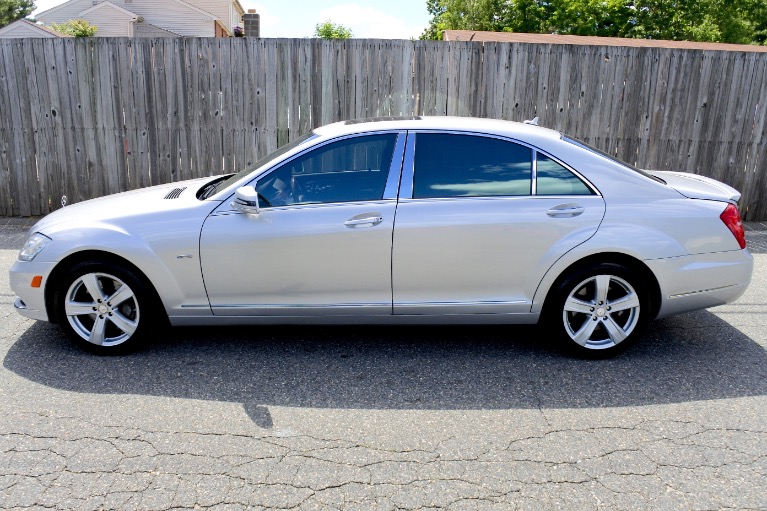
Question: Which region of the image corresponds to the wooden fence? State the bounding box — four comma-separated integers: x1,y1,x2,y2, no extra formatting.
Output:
1,38,766,219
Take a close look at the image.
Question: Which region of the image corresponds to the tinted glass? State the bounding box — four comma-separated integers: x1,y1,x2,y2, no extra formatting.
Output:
563,136,666,184
413,134,532,198
256,134,397,206
536,154,593,195
209,132,317,197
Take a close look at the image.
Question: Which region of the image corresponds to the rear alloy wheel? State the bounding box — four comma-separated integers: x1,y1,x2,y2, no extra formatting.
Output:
56,260,156,353
550,263,649,357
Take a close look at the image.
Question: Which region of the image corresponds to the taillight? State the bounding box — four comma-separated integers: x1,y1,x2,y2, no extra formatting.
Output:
720,204,746,249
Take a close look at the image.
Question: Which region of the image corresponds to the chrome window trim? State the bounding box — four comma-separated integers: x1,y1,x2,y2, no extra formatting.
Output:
395,195,600,205
210,199,396,216
403,130,602,200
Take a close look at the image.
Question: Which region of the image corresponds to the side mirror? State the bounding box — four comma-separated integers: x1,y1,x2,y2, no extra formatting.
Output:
232,186,260,215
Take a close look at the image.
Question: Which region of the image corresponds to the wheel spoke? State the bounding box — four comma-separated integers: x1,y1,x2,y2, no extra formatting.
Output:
595,275,611,305
81,273,106,302
564,297,593,314
107,284,134,307
65,301,96,316
88,315,108,345
602,316,628,344
108,312,137,336
572,318,599,346
608,292,640,313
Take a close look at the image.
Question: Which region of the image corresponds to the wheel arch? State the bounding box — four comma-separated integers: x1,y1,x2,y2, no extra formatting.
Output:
44,250,168,326
536,252,662,321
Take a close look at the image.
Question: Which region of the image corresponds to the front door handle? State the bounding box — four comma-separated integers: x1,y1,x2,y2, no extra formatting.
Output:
344,214,384,227
547,203,585,218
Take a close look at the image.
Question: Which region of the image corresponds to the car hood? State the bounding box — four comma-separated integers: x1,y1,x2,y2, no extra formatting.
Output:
648,171,741,203
32,177,216,234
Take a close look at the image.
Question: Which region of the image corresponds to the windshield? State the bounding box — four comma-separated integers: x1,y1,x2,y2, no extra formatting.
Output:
199,132,317,199
563,136,666,184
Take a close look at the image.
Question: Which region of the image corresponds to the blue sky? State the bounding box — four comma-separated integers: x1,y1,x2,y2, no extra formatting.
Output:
32,0,432,39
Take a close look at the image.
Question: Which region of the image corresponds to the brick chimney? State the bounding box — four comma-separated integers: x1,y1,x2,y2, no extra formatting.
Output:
243,9,260,37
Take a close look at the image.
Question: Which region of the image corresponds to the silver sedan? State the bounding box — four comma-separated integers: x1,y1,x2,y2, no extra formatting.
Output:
9,117,754,356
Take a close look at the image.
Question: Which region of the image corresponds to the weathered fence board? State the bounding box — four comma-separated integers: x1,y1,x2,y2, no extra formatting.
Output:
0,37,765,219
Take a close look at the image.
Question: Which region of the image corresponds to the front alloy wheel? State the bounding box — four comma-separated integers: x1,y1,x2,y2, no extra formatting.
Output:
55,259,157,353
64,272,139,347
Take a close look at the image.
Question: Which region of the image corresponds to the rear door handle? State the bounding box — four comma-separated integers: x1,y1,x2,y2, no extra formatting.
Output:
547,203,585,218
344,214,384,227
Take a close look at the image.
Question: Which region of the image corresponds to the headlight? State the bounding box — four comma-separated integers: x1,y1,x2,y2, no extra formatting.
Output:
19,233,51,262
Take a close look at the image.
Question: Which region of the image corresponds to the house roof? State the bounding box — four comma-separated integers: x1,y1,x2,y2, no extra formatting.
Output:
442,30,767,53
0,19,70,37
133,21,182,36
79,1,139,19
37,0,218,21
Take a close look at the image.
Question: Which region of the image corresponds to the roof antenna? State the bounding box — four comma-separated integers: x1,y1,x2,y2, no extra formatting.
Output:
524,116,539,126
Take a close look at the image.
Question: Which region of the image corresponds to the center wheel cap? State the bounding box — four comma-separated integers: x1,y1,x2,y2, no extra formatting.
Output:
98,304,109,315
596,307,606,317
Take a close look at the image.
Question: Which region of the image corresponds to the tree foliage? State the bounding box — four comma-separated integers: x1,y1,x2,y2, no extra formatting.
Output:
421,0,767,45
50,19,97,37
0,0,34,29
313,20,353,39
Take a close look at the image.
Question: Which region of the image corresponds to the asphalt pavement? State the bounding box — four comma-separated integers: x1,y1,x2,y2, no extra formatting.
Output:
0,220,765,510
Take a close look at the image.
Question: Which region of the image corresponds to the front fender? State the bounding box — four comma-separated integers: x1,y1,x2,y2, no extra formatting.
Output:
39,220,210,318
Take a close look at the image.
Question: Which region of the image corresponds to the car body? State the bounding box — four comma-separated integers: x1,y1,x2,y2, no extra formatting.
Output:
9,116,754,355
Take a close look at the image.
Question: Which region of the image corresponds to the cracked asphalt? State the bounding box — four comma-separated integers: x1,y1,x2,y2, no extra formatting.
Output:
1,222,765,510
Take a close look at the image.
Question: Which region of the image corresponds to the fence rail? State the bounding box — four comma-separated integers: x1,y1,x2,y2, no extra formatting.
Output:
1,38,766,219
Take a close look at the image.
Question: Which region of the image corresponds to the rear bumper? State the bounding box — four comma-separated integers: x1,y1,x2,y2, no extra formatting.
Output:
647,249,754,319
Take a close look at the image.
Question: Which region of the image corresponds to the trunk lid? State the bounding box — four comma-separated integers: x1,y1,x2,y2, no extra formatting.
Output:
648,171,741,203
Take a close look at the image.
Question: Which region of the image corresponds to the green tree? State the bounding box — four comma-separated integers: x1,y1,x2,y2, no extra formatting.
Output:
313,20,353,39
420,0,767,45
0,0,34,29
49,18,97,37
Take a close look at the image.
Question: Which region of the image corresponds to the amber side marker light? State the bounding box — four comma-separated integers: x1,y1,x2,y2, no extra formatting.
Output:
31,276,43,288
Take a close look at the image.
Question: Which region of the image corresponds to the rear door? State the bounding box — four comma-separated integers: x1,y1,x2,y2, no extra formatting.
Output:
392,131,606,315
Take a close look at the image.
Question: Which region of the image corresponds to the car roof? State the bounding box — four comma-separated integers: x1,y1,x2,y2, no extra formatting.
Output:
313,116,564,142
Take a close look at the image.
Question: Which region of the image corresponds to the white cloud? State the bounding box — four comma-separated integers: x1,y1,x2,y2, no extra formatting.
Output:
237,2,285,36
317,3,426,39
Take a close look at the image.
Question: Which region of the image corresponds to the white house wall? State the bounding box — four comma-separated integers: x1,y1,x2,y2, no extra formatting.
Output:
229,2,241,31
82,7,135,36
111,0,216,36
37,0,216,37
183,0,230,29
36,0,96,25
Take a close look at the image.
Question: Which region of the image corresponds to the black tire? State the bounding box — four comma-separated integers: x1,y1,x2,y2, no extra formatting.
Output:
544,262,651,358
54,259,159,354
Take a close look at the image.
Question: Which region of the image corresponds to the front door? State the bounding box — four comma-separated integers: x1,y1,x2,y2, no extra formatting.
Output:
200,132,404,316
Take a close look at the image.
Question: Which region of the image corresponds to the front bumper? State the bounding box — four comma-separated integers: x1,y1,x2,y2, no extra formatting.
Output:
9,259,56,322
647,249,754,319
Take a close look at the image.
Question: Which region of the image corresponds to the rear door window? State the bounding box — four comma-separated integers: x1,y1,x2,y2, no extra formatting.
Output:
536,154,593,195
413,133,532,198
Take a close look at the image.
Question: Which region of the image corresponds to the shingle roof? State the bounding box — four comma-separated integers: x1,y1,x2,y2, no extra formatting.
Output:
0,19,71,37
442,30,767,53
